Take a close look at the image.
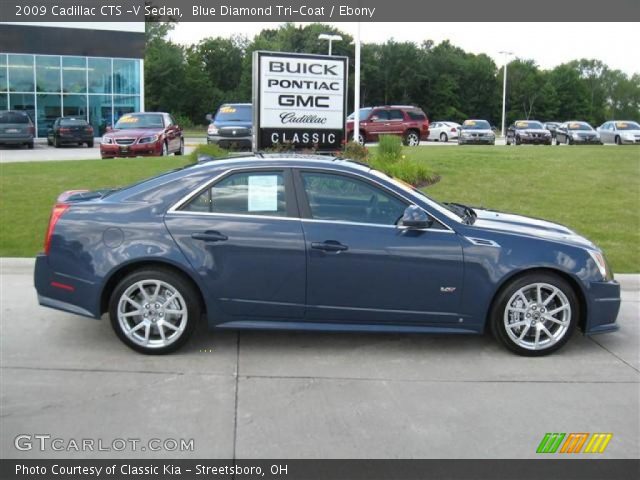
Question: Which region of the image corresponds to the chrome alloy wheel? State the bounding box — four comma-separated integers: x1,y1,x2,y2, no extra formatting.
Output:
503,282,571,351
406,132,420,146
117,280,188,349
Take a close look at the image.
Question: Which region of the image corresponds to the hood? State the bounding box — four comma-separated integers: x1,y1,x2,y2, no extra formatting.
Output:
213,119,252,129
107,128,164,138
616,129,640,135
472,208,596,249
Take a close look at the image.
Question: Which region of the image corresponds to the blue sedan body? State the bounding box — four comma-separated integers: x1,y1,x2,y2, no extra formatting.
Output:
34,155,620,345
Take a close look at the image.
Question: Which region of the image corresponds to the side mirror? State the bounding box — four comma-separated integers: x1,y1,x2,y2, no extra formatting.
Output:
205,113,213,122
401,205,432,229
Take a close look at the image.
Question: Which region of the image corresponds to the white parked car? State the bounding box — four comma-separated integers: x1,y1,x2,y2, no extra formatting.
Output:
428,121,460,142
597,121,640,145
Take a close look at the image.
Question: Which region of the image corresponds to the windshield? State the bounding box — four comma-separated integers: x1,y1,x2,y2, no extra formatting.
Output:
60,118,88,126
615,121,640,130
214,105,252,122
461,120,491,130
515,120,544,129
567,122,593,131
347,108,373,120
115,114,164,129
0,112,31,124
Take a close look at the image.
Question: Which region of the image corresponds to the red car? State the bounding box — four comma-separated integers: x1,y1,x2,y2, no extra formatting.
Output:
100,112,184,159
346,106,430,146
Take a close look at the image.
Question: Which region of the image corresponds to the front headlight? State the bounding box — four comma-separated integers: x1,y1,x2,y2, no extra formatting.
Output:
588,250,612,281
138,135,159,144
102,136,112,144
572,133,581,139
207,125,219,135
623,133,634,140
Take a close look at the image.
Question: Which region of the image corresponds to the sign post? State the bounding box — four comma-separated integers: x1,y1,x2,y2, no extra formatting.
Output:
253,51,348,152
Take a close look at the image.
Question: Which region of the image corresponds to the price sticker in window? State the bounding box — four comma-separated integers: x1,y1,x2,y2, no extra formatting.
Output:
248,175,278,212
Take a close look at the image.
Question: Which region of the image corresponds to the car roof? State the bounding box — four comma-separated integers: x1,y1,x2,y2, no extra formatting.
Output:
191,153,371,173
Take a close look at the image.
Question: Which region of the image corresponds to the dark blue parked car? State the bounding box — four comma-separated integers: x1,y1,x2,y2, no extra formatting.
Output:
34,155,620,355
206,103,252,150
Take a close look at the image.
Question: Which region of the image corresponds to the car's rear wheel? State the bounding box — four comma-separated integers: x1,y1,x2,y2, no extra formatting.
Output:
491,272,578,356
351,132,365,145
109,269,199,354
54,137,60,148
440,132,448,143
175,138,184,155
403,130,420,146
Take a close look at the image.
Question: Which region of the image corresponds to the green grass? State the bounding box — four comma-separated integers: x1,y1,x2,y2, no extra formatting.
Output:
1,146,639,272
410,146,640,273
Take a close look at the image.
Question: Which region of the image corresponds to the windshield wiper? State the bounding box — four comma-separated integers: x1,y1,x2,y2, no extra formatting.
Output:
444,202,477,224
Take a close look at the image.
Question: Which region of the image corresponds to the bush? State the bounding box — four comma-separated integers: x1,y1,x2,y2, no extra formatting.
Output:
174,114,195,130
339,141,369,162
189,143,228,162
376,135,403,163
371,157,438,188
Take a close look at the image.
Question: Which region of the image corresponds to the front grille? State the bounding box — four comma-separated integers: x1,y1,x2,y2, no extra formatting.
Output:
218,128,251,138
115,138,136,146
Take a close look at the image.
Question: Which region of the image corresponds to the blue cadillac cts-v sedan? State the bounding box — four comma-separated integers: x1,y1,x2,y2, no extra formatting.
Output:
34,155,621,355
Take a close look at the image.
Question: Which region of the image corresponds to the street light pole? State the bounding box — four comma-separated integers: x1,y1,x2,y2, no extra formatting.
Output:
353,23,361,144
499,51,513,139
318,34,343,56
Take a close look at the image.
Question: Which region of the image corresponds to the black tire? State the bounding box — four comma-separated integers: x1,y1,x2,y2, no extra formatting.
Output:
162,141,169,156
47,138,52,146
27,142,34,149
109,268,200,354
565,136,571,146
54,137,60,148
351,132,365,145
87,141,94,148
403,130,420,146
175,138,184,156
440,132,448,143
490,272,578,356
615,136,622,145
515,136,521,145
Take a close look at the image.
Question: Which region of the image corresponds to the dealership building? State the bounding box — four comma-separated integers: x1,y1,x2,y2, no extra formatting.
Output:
0,22,144,137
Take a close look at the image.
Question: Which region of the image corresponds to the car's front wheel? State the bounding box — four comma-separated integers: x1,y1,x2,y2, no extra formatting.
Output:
109,269,199,354
175,138,184,156
491,272,578,356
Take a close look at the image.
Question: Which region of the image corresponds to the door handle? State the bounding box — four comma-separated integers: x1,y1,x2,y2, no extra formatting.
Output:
311,241,348,252
191,231,228,242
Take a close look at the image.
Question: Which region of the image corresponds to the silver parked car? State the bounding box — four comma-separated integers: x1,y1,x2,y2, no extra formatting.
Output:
597,121,640,145
458,119,495,145
427,121,460,142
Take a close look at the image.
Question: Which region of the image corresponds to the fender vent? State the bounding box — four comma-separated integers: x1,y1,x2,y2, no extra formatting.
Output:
467,237,501,248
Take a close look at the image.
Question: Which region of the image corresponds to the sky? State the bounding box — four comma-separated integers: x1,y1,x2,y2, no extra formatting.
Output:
169,22,640,75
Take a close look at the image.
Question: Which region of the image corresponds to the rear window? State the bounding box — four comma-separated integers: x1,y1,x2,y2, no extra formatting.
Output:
214,105,252,123
60,118,89,126
0,111,31,124
407,110,426,121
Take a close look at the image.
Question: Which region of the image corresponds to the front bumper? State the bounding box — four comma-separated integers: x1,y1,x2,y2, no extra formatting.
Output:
207,135,252,149
584,279,621,334
100,142,162,158
519,136,552,144
459,137,495,145
572,137,603,145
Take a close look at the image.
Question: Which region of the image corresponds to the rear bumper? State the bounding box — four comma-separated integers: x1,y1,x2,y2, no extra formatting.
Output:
57,134,93,144
34,254,100,319
0,136,33,145
584,280,621,335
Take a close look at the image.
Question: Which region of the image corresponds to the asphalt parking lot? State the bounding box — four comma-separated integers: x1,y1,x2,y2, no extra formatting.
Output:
0,258,638,459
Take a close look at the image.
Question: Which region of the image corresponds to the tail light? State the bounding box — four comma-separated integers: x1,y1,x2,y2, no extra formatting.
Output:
44,203,70,255
28,125,35,135
451,128,457,132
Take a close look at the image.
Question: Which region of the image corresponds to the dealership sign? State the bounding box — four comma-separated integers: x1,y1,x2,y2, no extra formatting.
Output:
253,51,348,151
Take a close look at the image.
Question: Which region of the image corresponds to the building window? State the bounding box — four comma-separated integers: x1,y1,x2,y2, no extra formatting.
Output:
113,59,140,95
8,55,34,92
62,56,87,93
37,94,62,136
63,94,87,117
0,54,7,92
36,56,61,93
8,93,35,122
89,95,112,136
114,95,140,123
0,94,7,110
88,58,112,94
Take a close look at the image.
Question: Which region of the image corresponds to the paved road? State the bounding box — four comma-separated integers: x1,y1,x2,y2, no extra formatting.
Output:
1,258,638,459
